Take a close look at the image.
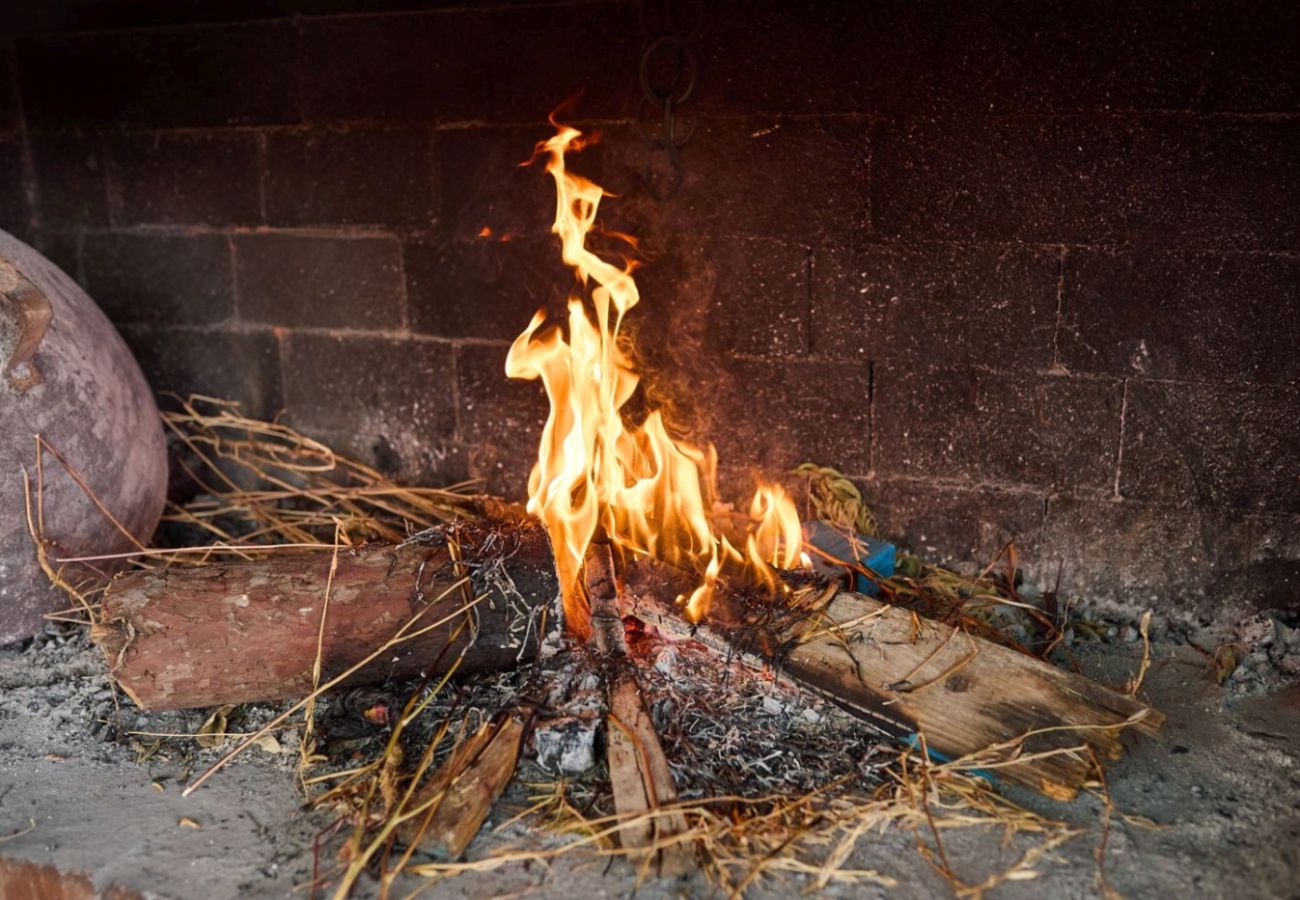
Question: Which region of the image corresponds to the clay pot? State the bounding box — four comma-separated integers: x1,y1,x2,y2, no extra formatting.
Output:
0,231,167,644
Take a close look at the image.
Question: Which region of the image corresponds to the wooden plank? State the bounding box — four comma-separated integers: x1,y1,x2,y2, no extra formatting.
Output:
785,592,1163,800
623,568,1163,801
606,671,694,875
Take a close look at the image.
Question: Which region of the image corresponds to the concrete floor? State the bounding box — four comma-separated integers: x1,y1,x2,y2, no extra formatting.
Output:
0,630,1297,899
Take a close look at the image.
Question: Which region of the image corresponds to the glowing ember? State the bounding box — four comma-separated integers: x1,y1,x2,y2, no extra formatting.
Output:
506,119,803,638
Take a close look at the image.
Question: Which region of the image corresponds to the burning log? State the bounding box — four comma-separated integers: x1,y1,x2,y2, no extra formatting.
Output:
91,523,559,710
397,707,533,860
625,568,1164,802
585,536,626,656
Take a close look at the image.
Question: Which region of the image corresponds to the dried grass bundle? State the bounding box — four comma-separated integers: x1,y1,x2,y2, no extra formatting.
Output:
158,394,482,552
396,733,1087,899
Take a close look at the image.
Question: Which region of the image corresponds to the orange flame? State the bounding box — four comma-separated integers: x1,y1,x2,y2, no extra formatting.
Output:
506,120,803,638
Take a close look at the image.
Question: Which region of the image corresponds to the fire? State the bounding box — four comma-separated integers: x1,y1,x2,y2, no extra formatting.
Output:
506,120,803,638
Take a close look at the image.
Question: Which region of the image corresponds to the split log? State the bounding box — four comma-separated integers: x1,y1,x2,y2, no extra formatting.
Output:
398,707,533,860
607,672,695,875
625,567,1163,801
91,522,559,710
584,538,694,874
782,591,1163,800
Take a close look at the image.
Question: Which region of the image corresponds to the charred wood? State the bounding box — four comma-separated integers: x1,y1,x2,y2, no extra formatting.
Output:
624,562,1163,801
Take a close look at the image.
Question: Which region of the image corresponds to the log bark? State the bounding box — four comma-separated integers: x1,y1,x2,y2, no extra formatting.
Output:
624,564,1163,801
91,522,559,710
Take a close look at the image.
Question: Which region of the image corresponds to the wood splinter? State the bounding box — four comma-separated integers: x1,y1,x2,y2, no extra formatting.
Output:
397,706,534,860
584,538,695,876
606,671,694,875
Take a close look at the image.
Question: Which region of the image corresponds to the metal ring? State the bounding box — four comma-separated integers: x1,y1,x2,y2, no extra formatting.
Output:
639,35,697,108
635,96,697,149
665,107,697,148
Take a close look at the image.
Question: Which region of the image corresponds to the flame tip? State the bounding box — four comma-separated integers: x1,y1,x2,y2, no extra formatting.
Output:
509,117,805,636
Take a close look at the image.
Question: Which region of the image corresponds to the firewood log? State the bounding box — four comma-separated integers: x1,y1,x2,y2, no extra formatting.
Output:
91,522,559,710
779,591,1164,800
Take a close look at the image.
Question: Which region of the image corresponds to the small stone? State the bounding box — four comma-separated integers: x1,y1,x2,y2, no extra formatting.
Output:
531,717,597,776
1236,614,1276,652
1272,617,1298,649
802,707,821,724
1004,624,1033,646
761,696,785,716
653,646,679,678
1119,625,1139,643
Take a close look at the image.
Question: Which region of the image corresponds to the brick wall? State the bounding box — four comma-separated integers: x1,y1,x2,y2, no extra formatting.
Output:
2,1,1296,620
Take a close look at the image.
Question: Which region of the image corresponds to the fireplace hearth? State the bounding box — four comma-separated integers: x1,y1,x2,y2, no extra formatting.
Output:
0,2,1297,898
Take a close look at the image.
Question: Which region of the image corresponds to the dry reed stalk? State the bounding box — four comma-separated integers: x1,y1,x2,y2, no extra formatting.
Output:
301,520,347,779
23,464,99,624
1125,610,1154,697
465,647,1098,882
317,660,479,897
388,706,1164,898
156,395,481,556
29,396,486,629
0,819,37,845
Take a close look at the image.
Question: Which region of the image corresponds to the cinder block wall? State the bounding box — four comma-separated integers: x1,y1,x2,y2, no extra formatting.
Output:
1,1,1296,620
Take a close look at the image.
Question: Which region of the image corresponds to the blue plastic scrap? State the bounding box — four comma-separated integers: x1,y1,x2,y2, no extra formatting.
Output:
902,734,999,787
800,520,896,596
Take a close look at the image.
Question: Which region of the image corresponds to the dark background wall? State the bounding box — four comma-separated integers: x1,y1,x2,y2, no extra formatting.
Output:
1,1,1296,620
